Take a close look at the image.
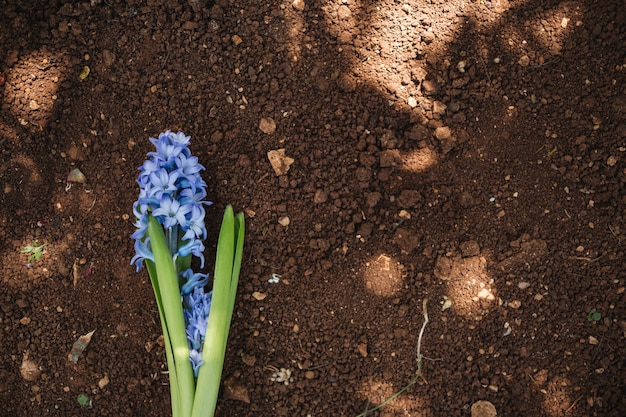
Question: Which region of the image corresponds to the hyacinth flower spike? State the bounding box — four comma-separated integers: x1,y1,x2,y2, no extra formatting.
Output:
131,131,244,417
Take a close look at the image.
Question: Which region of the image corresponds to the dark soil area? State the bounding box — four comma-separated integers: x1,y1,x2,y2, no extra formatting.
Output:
1,0,625,416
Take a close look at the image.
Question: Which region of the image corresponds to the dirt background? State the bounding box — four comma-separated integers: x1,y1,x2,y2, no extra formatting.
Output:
1,0,625,416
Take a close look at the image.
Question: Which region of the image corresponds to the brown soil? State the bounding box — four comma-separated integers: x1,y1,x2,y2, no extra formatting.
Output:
1,0,625,416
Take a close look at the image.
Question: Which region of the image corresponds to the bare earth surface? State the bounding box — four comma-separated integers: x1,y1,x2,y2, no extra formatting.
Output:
1,0,625,416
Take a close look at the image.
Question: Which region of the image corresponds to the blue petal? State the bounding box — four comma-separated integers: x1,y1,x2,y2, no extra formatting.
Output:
177,240,205,268
189,350,204,377
180,269,210,295
130,238,153,272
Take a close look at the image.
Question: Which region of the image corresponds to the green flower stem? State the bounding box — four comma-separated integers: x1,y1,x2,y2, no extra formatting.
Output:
147,215,194,417
145,259,181,417
192,205,245,417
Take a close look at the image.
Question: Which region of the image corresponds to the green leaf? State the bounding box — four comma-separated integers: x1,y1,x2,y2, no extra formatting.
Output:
21,246,33,253
147,216,194,417
77,393,91,407
192,206,244,417
588,310,601,322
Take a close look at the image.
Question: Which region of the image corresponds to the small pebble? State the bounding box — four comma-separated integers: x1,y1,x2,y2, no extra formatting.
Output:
292,0,305,11
471,400,497,417
259,117,276,134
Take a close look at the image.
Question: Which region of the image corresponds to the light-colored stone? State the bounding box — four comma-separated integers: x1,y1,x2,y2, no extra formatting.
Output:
434,126,451,140
477,288,495,301
292,0,305,11
231,35,243,46
518,55,530,66
314,189,328,204
433,100,447,115
267,149,294,176
98,375,110,389
471,400,497,417
259,117,276,134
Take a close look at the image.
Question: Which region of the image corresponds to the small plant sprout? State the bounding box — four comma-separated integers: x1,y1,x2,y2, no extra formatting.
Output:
77,393,92,408
587,309,602,322
21,240,47,263
356,299,430,417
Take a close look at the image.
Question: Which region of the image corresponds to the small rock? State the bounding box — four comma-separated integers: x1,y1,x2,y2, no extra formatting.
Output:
518,55,530,66
313,189,328,204
20,352,40,382
98,375,110,389
471,400,497,417
588,336,599,345
29,100,40,110
242,354,256,367
477,288,495,301
407,96,417,108
67,168,87,183
421,30,435,45
460,240,480,257
518,281,531,289
508,300,522,309
421,78,437,93
223,376,250,403
357,343,368,357
607,155,617,166
252,292,266,301
267,149,294,176
259,117,276,134
278,216,290,227
433,256,453,280
231,35,243,46
433,101,447,116
304,370,316,379
434,126,451,140
337,5,351,19
292,0,305,11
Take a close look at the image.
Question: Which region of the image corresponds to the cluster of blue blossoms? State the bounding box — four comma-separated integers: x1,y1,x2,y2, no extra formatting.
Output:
130,130,212,376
